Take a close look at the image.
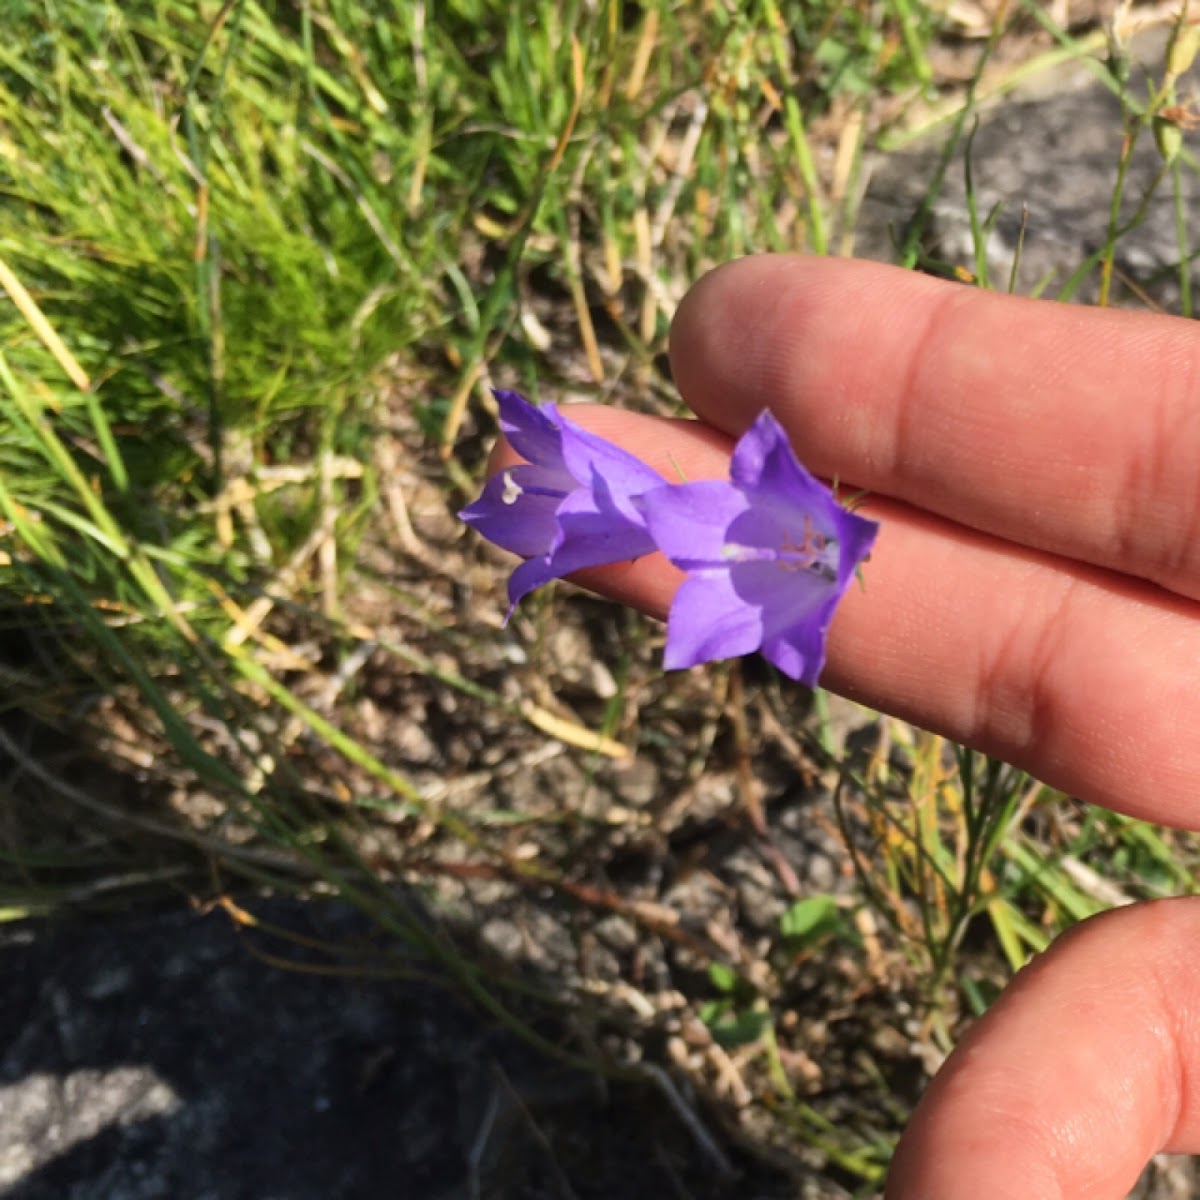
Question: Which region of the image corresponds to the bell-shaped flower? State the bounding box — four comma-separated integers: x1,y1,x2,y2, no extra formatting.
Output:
641,410,878,686
459,390,662,610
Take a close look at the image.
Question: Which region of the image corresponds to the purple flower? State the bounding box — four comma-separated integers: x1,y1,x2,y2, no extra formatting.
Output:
459,390,663,609
641,410,878,686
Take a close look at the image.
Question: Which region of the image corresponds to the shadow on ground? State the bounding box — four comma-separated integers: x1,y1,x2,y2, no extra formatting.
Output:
0,898,800,1200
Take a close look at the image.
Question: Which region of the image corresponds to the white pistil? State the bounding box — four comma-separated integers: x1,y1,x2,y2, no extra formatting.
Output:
500,471,523,506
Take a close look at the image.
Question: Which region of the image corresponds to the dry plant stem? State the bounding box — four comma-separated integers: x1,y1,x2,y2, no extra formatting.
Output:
490,1064,582,1200
726,664,765,837
0,722,311,876
726,664,801,896
405,857,733,966
0,254,91,391
565,165,604,384
625,1061,736,1181
465,1084,504,1200
318,448,339,617
439,37,587,459
375,434,465,578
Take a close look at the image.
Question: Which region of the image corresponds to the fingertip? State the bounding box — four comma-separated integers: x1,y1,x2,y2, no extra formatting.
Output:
668,255,959,477
886,899,1200,1200
667,255,787,434
668,254,797,434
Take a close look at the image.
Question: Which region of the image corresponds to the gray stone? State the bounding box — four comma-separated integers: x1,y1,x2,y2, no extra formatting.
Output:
0,901,794,1199
858,28,1200,308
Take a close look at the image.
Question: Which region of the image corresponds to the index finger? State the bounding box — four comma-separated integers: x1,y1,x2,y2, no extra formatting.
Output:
669,255,1200,601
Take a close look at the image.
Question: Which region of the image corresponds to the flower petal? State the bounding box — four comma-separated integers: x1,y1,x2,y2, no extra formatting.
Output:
458,464,568,557
507,553,558,610
639,481,749,566
494,389,567,468
662,572,764,670
556,482,657,564
723,552,846,686
557,413,665,526
727,558,831,612
731,410,844,535
828,505,880,589
759,593,839,685
503,479,659,611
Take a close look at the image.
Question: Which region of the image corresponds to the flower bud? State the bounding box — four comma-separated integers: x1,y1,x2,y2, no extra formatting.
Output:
1154,114,1184,164
1168,22,1200,80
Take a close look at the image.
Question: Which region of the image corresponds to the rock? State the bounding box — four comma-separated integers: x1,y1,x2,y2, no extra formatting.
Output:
0,900,796,1200
858,26,1199,309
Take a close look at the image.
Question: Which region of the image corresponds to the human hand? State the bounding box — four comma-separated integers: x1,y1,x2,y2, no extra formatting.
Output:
505,255,1200,1198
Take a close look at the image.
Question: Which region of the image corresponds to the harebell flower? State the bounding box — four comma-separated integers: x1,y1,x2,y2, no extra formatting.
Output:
640,410,878,686
458,390,661,611
461,393,878,686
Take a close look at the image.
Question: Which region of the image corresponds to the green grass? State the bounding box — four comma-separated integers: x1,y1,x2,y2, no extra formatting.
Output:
3,0,1200,1190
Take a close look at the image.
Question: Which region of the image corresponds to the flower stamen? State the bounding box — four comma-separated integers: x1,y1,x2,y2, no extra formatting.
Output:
721,513,837,578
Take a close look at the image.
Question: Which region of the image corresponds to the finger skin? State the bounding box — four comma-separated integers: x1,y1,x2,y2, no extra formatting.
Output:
821,498,1200,829
669,255,1200,601
492,411,1200,827
887,898,1200,1200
